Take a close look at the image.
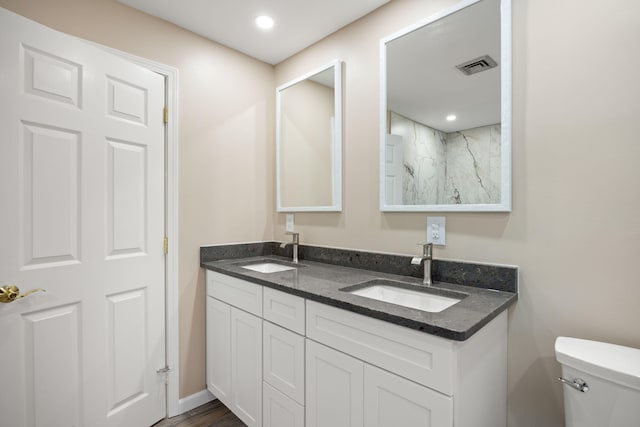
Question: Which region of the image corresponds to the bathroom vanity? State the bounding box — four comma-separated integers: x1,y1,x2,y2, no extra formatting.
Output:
201,248,517,427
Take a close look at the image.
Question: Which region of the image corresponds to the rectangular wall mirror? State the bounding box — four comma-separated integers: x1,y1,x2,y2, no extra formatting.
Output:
277,60,343,212
380,0,511,212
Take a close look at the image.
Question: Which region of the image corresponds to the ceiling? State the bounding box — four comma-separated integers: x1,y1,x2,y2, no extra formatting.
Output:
117,0,390,65
386,0,501,133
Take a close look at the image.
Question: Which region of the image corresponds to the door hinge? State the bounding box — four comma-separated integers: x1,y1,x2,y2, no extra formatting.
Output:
163,106,168,124
164,236,168,254
157,365,172,384
156,366,172,374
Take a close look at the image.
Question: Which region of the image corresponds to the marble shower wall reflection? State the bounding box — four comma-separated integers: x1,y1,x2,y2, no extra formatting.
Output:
390,112,501,205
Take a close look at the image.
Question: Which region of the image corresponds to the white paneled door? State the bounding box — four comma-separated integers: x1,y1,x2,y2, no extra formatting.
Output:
0,8,166,427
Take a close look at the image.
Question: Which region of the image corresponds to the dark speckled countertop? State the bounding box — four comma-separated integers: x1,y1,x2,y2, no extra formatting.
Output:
201,252,517,341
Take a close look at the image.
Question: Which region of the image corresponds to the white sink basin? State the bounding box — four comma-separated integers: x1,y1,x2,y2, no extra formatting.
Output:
241,262,297,273
347,282,462,313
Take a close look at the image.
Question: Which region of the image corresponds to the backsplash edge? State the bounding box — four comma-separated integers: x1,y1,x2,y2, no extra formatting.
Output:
200,242,518,293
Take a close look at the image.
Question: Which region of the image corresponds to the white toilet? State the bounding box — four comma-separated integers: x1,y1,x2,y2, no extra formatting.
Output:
555,337,640,427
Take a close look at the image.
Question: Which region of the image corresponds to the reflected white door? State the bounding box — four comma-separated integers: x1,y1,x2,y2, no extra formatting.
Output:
385,134,403,205
0,8,166,427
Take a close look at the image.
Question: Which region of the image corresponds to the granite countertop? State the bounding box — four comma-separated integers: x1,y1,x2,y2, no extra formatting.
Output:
201,254,517,341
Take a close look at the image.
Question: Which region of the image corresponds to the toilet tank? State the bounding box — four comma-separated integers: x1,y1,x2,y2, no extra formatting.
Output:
555,337,640,427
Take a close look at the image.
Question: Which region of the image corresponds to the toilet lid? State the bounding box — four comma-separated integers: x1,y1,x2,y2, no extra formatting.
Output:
555,337,640,391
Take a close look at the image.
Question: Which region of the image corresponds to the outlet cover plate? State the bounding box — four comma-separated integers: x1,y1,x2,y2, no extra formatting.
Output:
285,214,295,232
427,216,446,245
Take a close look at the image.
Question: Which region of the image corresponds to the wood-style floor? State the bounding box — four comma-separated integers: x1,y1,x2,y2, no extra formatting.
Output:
152,400,245,427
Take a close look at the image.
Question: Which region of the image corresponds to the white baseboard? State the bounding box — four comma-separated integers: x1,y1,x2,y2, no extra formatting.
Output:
171,389,216,417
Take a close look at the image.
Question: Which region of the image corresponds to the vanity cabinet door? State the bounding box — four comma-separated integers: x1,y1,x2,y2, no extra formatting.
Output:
306,339,363,427
207,297,263,427
364,364,453,427
231,307,263,427
206,296,231,404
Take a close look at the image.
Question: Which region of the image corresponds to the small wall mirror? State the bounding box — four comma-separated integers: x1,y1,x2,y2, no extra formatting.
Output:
380,0,511,212
277,60,342,212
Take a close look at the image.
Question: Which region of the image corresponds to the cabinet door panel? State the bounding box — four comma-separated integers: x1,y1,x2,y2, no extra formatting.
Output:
231,308,263,427
364,364,453,427
206,297,231,405
264,321,305,404
306,339,363,427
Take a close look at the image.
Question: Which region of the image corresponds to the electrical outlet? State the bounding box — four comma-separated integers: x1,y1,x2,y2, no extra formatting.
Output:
285,214,295,232
432,224,440,240
427,216,446,245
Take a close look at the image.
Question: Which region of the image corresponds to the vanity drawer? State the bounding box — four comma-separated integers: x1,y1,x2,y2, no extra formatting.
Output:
306,300,455,395
206,271,262,317
263,287,305,334
263,382,304,427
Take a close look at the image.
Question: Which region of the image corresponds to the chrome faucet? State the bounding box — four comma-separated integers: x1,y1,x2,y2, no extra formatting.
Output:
411,243,433,286
280,232,299,264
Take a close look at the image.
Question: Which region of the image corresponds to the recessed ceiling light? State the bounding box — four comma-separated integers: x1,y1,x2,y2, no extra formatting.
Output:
255,15,274,30
446,114,457,121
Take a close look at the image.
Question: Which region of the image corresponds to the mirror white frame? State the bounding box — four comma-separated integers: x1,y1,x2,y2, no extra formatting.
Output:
277,60,343,212
379,0,512,212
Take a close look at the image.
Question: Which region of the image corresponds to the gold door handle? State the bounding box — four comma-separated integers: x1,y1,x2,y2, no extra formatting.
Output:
0,285,45,303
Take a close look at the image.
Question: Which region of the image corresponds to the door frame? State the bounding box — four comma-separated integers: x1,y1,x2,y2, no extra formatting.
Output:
90,42,182,417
